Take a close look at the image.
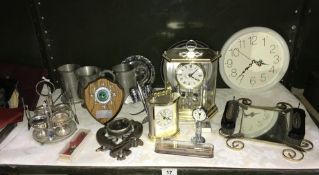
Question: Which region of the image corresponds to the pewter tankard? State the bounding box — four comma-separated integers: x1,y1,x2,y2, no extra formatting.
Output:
57,64,81,103
76,66,115,99
112,63,137,99
75,66,101,99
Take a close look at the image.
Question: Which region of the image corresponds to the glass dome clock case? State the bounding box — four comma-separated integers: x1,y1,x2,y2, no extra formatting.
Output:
162,40,221,121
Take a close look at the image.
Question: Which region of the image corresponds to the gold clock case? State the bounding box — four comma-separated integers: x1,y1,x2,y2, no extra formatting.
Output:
162,40,220,121
147,91,180,140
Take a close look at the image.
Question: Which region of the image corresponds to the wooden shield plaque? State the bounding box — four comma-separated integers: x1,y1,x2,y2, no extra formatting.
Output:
84,78,124,125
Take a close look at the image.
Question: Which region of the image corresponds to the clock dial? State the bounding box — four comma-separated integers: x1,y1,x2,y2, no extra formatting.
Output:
192,107,207,121
220,27,289,92
156,108,173,128
240,107,278,138
153,102,178,138
176,63,205,89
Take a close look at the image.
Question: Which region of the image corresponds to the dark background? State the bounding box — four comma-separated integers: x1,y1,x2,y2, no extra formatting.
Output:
0,0,318,88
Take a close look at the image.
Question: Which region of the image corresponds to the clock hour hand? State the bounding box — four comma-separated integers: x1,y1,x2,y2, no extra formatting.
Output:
255,59,268,66
238,50,268,66
190,76,200,81
160,112,170,120
243,111,259,117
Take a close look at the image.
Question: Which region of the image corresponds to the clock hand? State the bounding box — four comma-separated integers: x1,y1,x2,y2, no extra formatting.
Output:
236,59,269,80
236,60,254,79
243,111,259,117
190,75,200,81
238,49,252,61
255,59,268,66
238,50,269,66
188,69,199,77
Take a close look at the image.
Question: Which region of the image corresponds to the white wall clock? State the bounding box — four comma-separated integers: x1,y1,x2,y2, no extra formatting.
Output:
219,26,290,92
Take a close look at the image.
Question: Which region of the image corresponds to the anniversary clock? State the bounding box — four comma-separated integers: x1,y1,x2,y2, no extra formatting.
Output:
219,27,290,92
162,40,220,121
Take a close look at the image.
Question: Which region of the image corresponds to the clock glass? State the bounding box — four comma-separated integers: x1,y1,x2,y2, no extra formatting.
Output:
153,103,178,138
156,108,173,129
239,107,278,138
176,63,205,89
220,27,290,92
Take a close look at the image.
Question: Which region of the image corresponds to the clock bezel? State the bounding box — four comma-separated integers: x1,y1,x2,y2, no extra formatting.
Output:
219,26,290,92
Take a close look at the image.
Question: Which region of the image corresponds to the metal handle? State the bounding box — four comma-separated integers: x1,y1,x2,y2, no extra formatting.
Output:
100,69,116,82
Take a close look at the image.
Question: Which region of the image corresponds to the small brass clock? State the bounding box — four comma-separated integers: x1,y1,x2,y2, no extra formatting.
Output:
147,89,180,139
219,27,290,92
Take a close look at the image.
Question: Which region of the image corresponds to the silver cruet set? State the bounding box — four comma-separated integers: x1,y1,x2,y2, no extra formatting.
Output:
25,79,78,144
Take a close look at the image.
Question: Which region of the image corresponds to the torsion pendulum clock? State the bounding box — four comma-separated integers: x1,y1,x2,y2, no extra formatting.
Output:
162,40,221,121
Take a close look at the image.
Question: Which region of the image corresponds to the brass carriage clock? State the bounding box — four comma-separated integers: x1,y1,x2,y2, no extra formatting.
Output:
147,88,180,139
162,40,220,121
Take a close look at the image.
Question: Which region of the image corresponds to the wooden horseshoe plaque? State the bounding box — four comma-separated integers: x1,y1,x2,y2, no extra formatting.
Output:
84,78,124,125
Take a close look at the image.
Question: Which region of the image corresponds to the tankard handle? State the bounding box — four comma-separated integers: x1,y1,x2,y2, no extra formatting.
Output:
100,69,116,82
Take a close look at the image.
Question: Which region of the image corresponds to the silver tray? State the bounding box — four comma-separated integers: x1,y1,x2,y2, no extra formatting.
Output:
32,120,77,144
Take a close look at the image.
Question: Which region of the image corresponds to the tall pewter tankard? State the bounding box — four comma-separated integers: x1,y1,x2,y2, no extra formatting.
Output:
112,63,137,99
57,64,81,103
76,66,101,100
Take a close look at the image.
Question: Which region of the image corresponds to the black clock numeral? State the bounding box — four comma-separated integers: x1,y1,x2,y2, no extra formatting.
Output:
229,48,240,57
225,59,233,68
274,55,280,64
269,66,275,73
260,73,266,82
231,68,237,77
262,37,266,46
249,36,257,45
238,39,246,48
270,44,276,54
250,76,256,86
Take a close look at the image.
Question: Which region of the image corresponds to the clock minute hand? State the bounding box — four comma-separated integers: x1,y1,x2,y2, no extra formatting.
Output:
238,50,269,66
238,50,252,61
189,69,199,77
236,60,254,79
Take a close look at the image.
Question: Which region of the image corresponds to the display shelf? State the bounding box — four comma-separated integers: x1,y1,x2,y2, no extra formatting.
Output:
1,84,319,174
